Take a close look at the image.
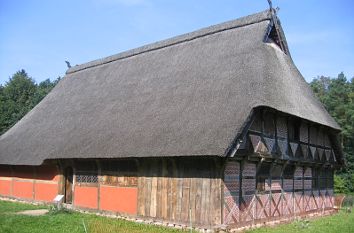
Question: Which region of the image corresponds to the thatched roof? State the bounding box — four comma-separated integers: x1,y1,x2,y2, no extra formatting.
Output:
0,10,341,165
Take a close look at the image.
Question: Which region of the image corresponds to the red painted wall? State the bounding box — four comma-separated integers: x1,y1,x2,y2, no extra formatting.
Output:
34,183,58,202
0,180,11,196
13,180,33,199
74,186,98,209
0,164,60,202
100,186,138,214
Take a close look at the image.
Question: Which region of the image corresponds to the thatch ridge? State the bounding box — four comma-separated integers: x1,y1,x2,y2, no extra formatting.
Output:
67,10,272,74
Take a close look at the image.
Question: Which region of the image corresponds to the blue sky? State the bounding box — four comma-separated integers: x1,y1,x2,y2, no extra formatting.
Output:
0,0,353,85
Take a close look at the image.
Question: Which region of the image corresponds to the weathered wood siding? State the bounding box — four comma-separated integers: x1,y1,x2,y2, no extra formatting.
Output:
137,157,222,228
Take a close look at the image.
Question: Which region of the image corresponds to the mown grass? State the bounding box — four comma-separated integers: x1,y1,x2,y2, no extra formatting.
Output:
247,209,354,233
248,194,354,233
1,199,353,233
0,200,190,233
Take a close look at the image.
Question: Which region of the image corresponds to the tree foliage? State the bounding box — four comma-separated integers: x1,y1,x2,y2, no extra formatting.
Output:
0,70,60,135
310,72,354,193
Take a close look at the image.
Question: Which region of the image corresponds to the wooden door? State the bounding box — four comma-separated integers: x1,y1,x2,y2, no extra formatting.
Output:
64,167,73,204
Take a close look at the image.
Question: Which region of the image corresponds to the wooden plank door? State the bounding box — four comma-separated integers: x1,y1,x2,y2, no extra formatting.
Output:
64,167,73,204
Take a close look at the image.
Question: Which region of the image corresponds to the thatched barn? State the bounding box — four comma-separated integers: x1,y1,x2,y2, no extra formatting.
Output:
0,9,343,231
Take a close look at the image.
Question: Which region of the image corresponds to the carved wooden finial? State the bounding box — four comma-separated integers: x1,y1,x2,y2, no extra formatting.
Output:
267,0,273,11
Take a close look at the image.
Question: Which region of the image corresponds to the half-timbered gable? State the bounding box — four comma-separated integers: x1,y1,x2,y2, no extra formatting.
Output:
223,107,338,227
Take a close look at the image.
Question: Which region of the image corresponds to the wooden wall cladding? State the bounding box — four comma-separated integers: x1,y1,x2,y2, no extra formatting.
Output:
137,157,222,228
100,160,138,187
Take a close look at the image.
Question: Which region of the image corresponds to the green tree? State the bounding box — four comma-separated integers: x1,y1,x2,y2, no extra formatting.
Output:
334,175,349,194
0,70,37,134
32,77,60,105
310,72,354,193
0,70,60,135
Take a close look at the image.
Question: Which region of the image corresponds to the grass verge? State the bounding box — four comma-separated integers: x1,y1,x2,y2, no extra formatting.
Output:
0,200,190,233
1,199,353,233
247,209,354,233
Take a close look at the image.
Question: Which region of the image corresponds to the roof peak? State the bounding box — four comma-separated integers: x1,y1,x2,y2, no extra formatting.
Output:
67,9,272,75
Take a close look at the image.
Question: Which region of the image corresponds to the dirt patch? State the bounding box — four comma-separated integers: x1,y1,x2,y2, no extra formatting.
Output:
17,209,49,216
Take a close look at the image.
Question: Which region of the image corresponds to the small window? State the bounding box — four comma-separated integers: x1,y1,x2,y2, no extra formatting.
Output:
76,173,98,183
75,160,98,184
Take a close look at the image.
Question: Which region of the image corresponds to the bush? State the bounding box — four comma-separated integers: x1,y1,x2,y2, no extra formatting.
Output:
334,175,350,194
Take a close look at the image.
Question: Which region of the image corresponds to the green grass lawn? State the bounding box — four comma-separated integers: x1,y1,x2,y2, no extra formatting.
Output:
1,200,353,233
247,210,354,233
0,200,189,233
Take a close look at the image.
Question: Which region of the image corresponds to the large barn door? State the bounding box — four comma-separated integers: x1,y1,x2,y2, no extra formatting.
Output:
64,167,73,204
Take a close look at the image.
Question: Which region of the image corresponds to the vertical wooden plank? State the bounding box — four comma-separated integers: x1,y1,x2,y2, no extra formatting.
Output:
201,171,211,226
150,159,158,218
96,160,101,210
166,174,172,220
189,176,197,225
156,162,162,219
176,160,183,222
138,175,145,216
137,159,145,216
161,160,168,219
57,164,65,195
181,163,190,223
170,161,178,221
144,160,152,217
167,159,174,222
194,176,203,225
210,163,222,226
